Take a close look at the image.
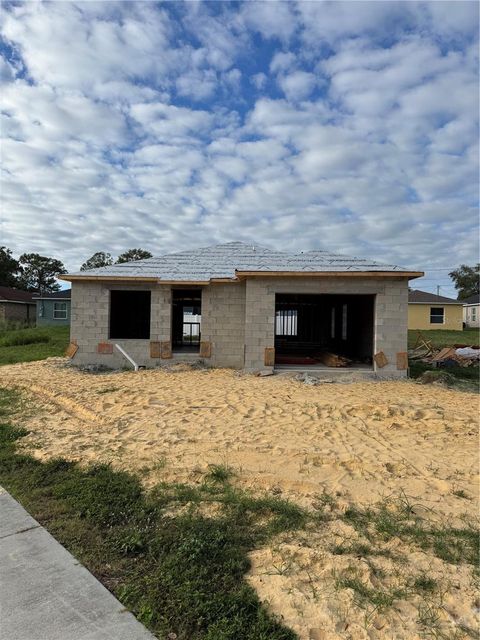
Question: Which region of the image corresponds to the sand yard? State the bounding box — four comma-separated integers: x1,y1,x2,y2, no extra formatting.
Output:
1,358,478,639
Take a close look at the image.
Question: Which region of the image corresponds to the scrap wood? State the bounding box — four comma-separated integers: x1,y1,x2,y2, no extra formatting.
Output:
65,342,78,359
374,351,389,368
408,348,431,360
317,351,351,367
433,347,457,362
413,332,434,353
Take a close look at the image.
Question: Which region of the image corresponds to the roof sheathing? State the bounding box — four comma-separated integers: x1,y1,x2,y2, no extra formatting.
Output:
62,242,423,283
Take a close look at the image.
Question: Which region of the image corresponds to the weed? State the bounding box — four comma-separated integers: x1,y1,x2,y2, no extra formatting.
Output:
151,456,167,472
335,567,406,611
97,387,120,394
412,575,438,593
344,498,479,566
452,489,470,500
205,463,234,483
313,491,338,511
331,541,395,559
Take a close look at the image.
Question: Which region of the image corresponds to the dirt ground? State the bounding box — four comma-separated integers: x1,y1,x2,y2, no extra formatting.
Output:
1,359,478,639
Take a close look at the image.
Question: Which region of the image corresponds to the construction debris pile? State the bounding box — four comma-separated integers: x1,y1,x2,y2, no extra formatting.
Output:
409,334,480,368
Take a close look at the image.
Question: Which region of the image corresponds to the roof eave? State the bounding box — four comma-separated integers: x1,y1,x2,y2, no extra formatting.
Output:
408,301,462,305
62,275,159,283
235,270,424,279
62,275,238,285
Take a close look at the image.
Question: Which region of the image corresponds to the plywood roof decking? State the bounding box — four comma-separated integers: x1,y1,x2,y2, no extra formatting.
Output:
62,241,423,283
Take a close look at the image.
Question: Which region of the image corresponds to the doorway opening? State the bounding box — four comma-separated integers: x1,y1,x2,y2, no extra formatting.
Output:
172,289,202,353
274,294,374,367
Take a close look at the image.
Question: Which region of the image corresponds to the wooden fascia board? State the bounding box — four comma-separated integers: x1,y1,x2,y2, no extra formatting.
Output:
62,276,160,283
62,276,238,285
235,270,424,279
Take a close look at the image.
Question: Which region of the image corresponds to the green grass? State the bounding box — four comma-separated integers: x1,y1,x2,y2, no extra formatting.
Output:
343,498,479,566
408,361,479,389
408,328,480,350
334,568,407,612
0,387,309,640
0,325,70,365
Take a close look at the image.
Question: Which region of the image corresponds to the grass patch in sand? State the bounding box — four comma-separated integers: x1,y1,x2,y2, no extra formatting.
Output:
0,387,310,640
343,497,479,566
0,325,70,365
334,566,408,612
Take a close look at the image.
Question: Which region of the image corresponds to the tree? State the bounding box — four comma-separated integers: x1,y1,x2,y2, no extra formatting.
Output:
116,248,153,263
18,253,66,293
0,246,22,288
449,264,480,300
80,252,114,271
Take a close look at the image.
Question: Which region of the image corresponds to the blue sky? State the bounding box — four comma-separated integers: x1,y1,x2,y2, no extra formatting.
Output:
1,1,478,296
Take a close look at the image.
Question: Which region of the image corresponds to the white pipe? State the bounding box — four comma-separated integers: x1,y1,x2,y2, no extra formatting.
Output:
114,344,139,371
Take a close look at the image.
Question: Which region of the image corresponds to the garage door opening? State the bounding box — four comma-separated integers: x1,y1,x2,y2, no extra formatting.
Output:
275,294,374,368
172,289,202,353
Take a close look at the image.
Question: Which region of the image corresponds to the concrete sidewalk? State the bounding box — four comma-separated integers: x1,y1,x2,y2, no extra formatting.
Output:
0,487,156,640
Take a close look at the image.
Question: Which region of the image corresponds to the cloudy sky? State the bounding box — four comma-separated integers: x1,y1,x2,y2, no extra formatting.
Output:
1,1,478,295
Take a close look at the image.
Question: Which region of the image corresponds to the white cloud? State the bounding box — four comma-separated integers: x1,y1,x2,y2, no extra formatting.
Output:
0,0,477,296
251,72,267,90
277,70,317,100
241,2,297,41
270,51,296,74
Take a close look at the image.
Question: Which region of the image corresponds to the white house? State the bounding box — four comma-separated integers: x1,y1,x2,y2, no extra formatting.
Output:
463,294,479,329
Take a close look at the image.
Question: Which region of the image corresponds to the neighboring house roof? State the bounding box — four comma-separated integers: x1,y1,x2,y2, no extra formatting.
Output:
408,289,461,305
63,242,422,283
462,293,480,305
0,286,35,303
33,289,71,300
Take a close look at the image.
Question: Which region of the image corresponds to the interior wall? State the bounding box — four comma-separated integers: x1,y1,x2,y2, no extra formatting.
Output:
274,294,374,362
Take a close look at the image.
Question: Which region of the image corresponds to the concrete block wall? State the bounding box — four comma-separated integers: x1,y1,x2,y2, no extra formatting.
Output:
201,282,245,368
71,282,171,367
244,276,409,377
70,276,409,376
374,279,409,374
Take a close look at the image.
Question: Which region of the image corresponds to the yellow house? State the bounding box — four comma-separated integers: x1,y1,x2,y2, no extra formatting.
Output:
408,289,463,330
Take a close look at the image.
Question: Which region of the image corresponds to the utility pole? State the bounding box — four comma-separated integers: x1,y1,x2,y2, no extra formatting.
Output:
436,285,440,296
